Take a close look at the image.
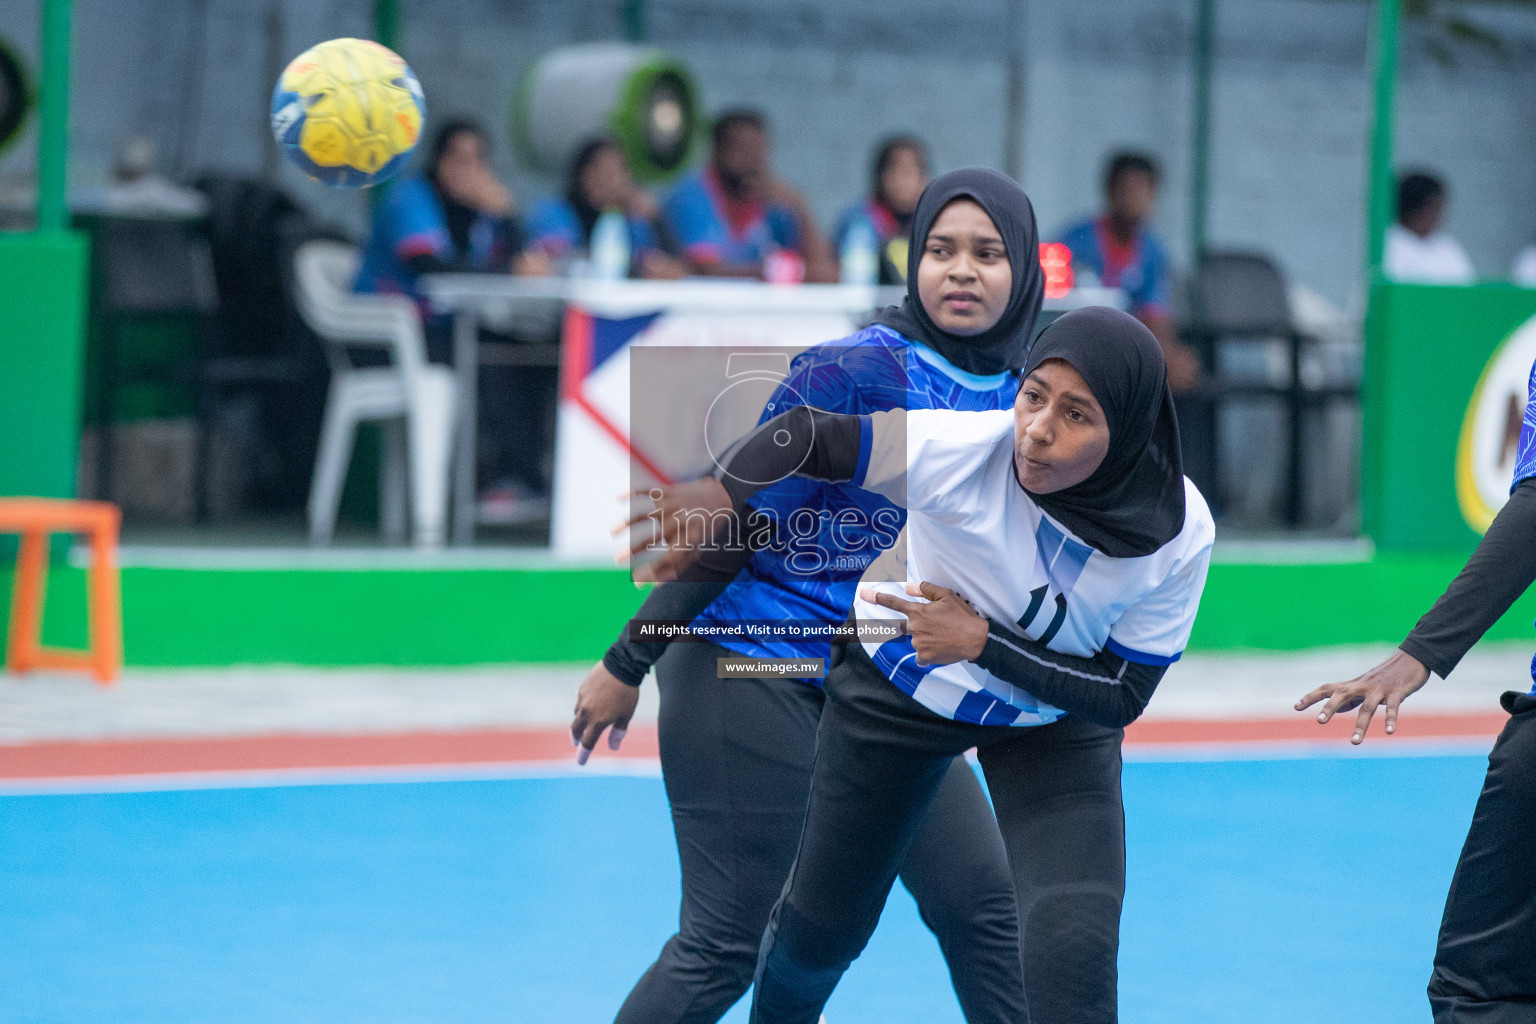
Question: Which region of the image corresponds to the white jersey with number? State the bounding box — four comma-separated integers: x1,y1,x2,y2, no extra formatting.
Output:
851,408,1215,727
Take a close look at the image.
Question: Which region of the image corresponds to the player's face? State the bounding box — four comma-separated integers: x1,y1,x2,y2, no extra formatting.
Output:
880,147,927,216
916,199,1011,337
1013,359,1111,493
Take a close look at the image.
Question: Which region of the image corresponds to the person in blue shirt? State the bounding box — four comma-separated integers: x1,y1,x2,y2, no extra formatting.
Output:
831,136,929,285
662,109,836,283
1055,151,1200,395
356,120,548,359
570,169,1047,1024
354,119,554,506
525,138,685,279
1298,356,1536,1022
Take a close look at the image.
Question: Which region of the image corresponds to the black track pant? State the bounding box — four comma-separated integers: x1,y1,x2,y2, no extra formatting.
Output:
751,643,1125,1024
616,641,1025,1024
1428,689,1536,1023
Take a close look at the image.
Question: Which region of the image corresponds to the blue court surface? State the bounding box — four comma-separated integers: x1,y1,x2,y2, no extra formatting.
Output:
0,753,1486,1023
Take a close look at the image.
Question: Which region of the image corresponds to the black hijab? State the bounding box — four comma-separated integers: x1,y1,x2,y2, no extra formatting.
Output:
566,138,613,245
875,168,1044,376
1021,306,1186,558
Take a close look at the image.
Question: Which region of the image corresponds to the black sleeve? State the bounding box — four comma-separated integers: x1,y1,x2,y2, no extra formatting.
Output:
1400,478,1536,679
600,520,760,686
973,619,1168,728
601,408,864,686
714,406,865,509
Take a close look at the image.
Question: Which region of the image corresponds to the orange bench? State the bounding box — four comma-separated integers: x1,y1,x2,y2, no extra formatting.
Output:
0,498,122,684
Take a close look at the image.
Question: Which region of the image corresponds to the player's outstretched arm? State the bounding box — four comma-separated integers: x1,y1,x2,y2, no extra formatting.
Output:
618,406,866,577
1296,478,1536,743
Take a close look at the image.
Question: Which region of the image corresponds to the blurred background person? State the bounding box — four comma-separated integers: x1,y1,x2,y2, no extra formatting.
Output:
1384,171,1475,285
82,135,209,218
525,138,685,279
1056,151,1201,395
355,118,556,522
662,108,835,283
832,135,929,285
355,118,550,361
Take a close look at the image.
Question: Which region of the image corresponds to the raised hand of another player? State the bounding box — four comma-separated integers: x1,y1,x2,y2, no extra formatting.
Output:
859,581,989,667
1294,649,1431,744
571,661,641,766
616,477,737,583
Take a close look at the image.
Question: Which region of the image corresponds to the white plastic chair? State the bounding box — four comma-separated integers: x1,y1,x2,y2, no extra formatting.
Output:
293,240,456,547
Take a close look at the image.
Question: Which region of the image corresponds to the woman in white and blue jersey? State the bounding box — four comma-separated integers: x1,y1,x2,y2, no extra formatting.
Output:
643,306,1215,1023
1298,355,1536,1023
571,169,1047,1023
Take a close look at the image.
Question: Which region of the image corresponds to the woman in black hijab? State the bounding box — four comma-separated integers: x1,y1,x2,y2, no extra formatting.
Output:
630,305,1213,1022
571,170,1053,1024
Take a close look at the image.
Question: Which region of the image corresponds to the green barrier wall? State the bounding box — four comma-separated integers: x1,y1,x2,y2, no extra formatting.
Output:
1364,281,1536,552
0,232,90,501
2,560,1532,667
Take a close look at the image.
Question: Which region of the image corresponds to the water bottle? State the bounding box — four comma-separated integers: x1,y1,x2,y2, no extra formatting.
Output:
590,209,631,280
839,218,880,286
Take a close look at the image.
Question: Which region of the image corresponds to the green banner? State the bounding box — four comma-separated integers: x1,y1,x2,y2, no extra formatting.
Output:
1365,282,1536,552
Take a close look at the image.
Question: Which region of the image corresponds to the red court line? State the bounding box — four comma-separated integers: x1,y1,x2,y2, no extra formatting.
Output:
0,727,661,780
0,713,1507,782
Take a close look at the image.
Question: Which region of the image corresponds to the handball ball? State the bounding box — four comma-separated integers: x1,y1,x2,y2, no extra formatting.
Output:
270,38,425,188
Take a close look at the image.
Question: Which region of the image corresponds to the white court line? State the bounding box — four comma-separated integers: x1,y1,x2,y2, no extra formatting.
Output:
1121,736,1496,762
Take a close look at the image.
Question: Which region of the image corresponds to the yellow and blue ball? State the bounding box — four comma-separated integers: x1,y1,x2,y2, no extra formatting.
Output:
269,38,425,188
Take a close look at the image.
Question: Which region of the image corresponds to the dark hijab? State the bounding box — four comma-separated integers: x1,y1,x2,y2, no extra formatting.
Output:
427,119,493,254
870,136,927,232
1021,306,1186,557
566,138,614,245
875,168,1044,376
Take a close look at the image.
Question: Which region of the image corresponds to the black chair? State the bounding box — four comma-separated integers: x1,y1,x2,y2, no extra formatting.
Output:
1184,251,1359,527
193,175,331,518
86,214,221,513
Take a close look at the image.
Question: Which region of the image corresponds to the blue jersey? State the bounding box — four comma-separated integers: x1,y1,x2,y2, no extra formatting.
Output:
695,325,1020,673
1510,357,1536,692
525,196,661,270
662,167,800,270
1056,216,1172,317
354,175,515,316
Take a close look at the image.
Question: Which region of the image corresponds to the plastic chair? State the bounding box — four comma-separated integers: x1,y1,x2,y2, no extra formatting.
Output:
292,240,456,547
1,499,122,685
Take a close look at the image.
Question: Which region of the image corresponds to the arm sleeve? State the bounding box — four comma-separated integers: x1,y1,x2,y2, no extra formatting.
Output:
712,406,866,509
1400,478,1536,678
974,621,1168,728
601,524,765,686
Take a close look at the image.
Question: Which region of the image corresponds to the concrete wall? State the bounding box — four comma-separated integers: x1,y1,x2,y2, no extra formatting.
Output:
2,0,1534,306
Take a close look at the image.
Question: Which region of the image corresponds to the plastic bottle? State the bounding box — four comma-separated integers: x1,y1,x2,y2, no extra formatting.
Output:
591,210,631,280
839,218,880,286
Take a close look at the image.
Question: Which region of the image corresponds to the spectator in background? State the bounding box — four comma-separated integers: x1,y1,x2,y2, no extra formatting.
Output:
1385,171,1475,285
355,118,550,362
525,138,685,279
662,109,836,283
355,119,555,519
832,136,930,284
1056,151,1201,394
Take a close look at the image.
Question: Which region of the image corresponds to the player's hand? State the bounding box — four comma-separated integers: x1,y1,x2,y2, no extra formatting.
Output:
616,478,737,578
1294,649,1431,744
570,661,641,765
859,581,989,666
